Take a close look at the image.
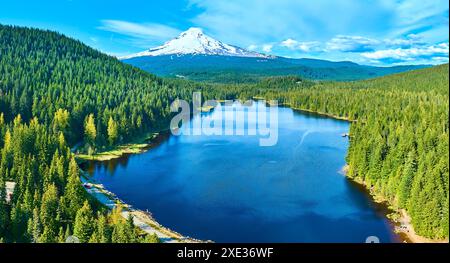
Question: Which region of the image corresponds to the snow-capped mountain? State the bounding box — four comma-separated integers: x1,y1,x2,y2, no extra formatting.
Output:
120,27,427,83
120,27,269,59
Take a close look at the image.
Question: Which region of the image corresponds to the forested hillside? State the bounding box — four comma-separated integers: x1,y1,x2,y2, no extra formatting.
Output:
123,54,427,83
0,24,200,242
248,65,449,239
0,25,205,150
0,24,447,242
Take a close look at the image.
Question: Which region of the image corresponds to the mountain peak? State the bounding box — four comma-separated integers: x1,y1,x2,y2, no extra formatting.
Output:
120,28,269,59
182,27,204,35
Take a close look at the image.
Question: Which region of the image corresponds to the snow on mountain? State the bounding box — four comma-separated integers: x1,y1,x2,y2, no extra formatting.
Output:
120,27,269,59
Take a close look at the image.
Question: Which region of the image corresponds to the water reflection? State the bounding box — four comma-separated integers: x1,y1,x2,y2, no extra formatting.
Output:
84,102,399,243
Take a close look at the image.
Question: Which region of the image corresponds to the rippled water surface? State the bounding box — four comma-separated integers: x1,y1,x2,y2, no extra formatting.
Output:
85,102,398,242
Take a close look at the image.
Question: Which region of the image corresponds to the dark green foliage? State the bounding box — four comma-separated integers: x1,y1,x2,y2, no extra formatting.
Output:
252,65,449,239
123,54,427,83
73,201,94,243
0,24,197,243
0,24,200,152
143,233,161,243
0,24,447,242
111,213,139,243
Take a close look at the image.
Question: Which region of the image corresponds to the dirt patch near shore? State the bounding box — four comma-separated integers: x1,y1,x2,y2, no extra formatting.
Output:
395,209,448,243
342,164,447,243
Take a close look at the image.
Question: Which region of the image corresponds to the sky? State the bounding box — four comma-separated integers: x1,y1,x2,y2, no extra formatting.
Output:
0,0,448,65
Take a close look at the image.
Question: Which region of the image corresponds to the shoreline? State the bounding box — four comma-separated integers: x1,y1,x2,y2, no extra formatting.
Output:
76,130,170,162
80,171,206,243
342,165,447,243
284,104,357,122
393,209,447,243
275,99,445,243
255,98,357,122
76,130,209,243
76,102,445,244
283,103,447,243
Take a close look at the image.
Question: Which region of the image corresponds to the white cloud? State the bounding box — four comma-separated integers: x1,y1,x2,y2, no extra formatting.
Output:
281,38,299,48
186,0,448,64
276,34,448,64
384,34,425,48
278,34,439,56
281,39,322,52
187,0,396,47
297,41,322,52
361,42,449,62
431,56,450,63
326,35,380,52
99,20,180,42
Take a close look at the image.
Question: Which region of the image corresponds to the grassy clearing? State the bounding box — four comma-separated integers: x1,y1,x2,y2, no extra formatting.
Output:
76,132,162,161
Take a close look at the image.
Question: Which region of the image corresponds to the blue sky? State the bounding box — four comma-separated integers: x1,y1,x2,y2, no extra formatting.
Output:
1,0,448,65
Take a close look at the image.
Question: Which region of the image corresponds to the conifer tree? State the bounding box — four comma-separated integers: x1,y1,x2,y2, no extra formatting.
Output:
107,117,119,146
84,114,97,153
63,158,85,219
73,201,94,243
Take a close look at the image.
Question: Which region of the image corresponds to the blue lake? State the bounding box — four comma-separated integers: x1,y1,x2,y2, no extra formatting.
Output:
84,102,399,243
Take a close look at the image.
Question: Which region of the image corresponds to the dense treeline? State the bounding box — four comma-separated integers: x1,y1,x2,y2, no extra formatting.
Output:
0,25,205,154
0,114,160,242
125,54,426,84
0,25,311,243
153,67,450,239
249,65,449,239
0,24,448,242
0,24,194,242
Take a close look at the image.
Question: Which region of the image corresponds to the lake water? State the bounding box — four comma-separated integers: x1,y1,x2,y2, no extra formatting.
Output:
84,101,399,243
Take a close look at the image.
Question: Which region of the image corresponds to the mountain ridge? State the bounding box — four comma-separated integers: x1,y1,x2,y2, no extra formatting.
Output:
120,27,430,83
123,54,429,83
120,27,270,59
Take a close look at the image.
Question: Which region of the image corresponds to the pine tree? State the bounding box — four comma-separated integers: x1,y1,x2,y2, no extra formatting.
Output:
30,207,41,243
0,24,448,243
73,201,94,243
58,132,66,151
0,175,9,239
84,114,97,152
64,224,71,242
39,184,59,241
63,157,85,219
398,150,417,207
39,226,56,243
143,233,161,243
95,213,111,243
125,213,137,243
107,117,118,146
111,220,125,243
53,109,70,137
57,226,65,243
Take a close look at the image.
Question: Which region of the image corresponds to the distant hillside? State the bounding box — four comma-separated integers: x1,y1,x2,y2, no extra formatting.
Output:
0,24,200,146
0,23,447,243
123,54,428,83
251,64,449,240
0,24,201,243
